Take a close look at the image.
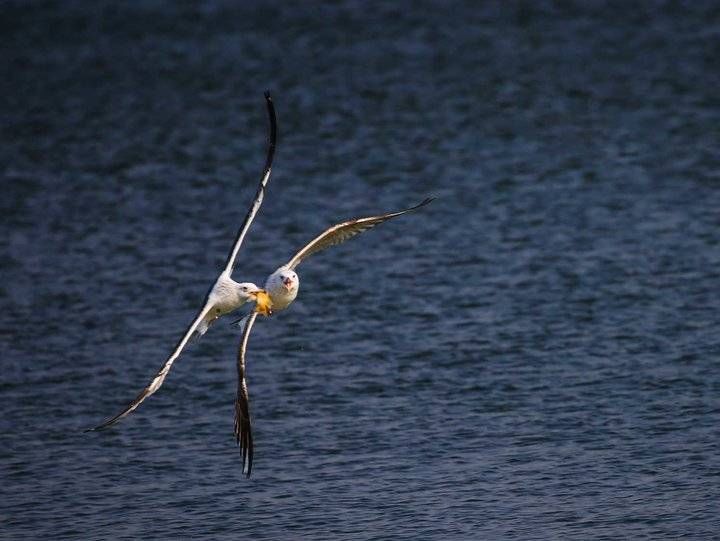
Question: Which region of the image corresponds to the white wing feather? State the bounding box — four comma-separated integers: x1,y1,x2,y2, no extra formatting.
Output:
285,198,434,270
223,92,278,274
87,303,214,431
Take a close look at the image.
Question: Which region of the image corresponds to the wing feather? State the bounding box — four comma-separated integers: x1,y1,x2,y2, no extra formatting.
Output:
285,197,434,270
88,93,278,433
234,311,258,477
87,302,214,431
223,92,278,274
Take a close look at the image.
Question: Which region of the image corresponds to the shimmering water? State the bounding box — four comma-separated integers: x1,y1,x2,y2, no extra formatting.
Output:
2,1,720,539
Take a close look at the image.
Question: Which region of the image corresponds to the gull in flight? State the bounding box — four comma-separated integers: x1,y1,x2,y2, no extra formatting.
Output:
88,92,277,431
233,197,433,476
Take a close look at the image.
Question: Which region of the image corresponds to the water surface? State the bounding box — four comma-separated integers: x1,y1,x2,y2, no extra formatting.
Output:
2,2,719,539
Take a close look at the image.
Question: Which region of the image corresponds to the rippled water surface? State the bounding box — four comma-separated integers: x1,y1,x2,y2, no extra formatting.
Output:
2,1,720,539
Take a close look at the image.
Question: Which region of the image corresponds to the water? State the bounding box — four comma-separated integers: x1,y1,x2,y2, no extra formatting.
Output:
2,1,720,539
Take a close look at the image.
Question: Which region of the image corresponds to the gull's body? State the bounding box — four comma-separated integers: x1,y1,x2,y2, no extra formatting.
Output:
233,197,433,476
196,273,262,336
88,92,277,431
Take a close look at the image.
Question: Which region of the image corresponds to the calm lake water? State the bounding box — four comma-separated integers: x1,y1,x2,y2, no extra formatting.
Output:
2,1,720,539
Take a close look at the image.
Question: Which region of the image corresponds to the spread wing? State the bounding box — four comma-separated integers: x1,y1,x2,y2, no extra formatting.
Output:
87,302,214,431
223,91,278,274
284,197,434,270
87,94,276,432
234,311,258,477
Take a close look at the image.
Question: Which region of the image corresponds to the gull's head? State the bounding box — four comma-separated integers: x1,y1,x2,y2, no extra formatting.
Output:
265,267,300,311
282,272,298,291
237,282,262,300
273,269,298,292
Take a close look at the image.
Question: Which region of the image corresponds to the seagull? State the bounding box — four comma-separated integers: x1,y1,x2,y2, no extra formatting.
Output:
233,197,433,476
88,92,278,431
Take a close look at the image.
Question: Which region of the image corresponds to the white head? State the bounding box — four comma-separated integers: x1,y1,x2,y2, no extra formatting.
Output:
265,267,299,311
236,282,262,301
278,270,298,292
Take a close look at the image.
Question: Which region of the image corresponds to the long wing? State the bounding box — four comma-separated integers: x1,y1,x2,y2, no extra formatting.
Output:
87,302,214,431
284,197,434,270
234,311,258,477
223,91,278,274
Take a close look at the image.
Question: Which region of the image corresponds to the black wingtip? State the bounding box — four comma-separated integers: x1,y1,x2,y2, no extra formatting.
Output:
84,410,128,432
419,196,435,206
84,422,110,433
245,429,254,478
265,93,276,125
264,91,277,164
410,196,435,211
84,421,108,433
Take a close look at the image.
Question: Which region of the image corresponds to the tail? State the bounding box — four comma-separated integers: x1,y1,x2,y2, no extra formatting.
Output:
191,314,214,342
230,313,252,327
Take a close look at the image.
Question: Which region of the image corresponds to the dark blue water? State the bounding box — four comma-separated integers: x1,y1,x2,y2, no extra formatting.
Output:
2,1,720,539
